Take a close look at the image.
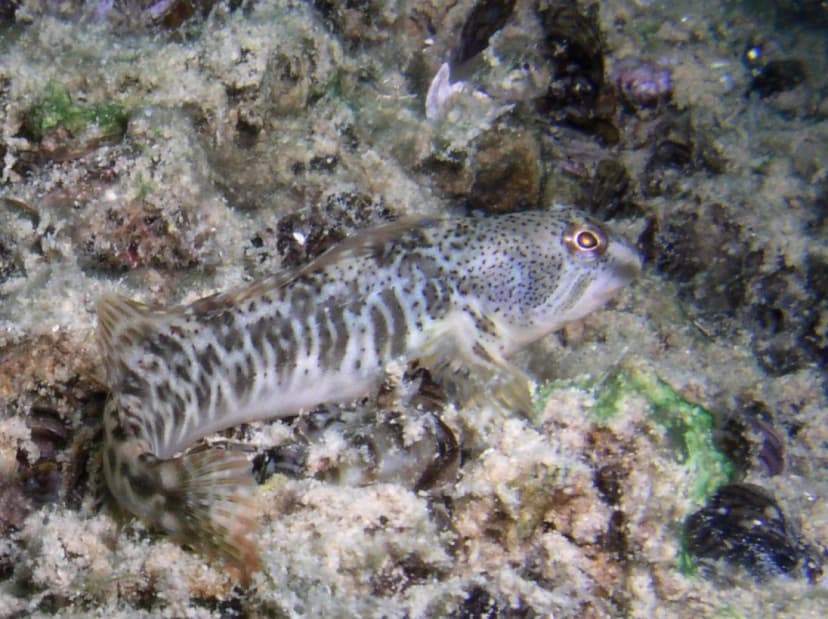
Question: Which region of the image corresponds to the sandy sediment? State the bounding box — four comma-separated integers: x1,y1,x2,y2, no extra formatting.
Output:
0,1,826,616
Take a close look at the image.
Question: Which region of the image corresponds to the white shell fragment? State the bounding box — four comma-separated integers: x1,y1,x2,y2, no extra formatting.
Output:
425,63,467,120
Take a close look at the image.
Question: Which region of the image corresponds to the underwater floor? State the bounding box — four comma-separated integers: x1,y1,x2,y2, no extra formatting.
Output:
0,1,826,617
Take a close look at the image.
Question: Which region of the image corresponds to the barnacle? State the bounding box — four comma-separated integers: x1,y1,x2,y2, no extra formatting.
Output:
615,60,673,109
587,159,639,220
0,231,25,284
715,400,786,477
425,63,468,121
748,59,806,98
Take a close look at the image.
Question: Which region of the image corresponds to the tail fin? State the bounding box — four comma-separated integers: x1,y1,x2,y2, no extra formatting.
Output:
115,447,262,584
162,448,261,584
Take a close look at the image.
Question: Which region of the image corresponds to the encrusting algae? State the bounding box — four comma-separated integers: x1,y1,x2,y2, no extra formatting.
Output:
96,206,640,582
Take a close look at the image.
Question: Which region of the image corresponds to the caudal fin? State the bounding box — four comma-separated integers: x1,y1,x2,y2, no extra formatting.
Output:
152,448,261,584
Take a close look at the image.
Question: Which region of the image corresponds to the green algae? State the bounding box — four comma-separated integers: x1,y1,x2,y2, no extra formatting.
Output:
677,524,698,576
24,82,129,142
536,361,736,577
711,604,749,619
133,174,158,201
602,363,733,502
323,69,359,112
537,362,734,504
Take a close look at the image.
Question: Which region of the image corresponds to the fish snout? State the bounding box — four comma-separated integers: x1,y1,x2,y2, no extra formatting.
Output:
610,240,642,287
590,239,642,305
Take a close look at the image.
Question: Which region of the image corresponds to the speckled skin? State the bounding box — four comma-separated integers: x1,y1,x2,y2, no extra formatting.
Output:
96,207,640,579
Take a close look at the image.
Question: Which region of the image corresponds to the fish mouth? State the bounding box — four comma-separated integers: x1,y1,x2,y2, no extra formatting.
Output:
592,243,642,304
548,242,641,332
611,244,643,286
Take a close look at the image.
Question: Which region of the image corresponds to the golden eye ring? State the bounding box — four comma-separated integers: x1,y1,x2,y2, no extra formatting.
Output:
564,224,608,257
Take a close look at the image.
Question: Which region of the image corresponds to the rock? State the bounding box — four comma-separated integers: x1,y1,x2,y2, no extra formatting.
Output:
468,126,541,213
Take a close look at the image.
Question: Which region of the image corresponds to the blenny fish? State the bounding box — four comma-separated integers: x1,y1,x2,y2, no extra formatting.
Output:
96,207,640,580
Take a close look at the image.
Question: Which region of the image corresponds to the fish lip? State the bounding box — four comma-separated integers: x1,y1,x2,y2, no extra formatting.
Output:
597,244,642,301
613,250,643,285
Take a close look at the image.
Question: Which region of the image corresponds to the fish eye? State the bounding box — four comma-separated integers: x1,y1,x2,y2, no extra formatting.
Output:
564,224,608,258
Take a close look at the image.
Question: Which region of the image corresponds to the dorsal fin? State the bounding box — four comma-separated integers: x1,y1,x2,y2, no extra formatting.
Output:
293,215,438,274
97,216,442,332
188,215,440,311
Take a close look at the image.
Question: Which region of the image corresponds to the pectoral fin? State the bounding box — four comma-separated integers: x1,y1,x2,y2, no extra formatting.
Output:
415,333,534,418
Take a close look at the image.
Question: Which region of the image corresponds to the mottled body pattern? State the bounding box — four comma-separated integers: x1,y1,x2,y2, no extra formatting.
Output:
97,208,640,580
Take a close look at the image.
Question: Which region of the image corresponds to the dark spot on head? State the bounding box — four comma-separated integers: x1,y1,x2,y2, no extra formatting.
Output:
173,362,189,381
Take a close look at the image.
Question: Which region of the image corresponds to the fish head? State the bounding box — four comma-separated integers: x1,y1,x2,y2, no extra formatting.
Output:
481,208,641,349
531,209,641,333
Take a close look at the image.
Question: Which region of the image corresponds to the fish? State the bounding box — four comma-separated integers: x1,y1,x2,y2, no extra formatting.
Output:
96,207,641,581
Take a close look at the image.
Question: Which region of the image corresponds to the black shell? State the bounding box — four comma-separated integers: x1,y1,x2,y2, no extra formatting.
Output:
455,0,517,65
685,483,824,583
748,59,806,98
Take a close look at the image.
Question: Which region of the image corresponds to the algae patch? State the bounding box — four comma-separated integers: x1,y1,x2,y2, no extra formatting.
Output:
536,361,736,577
599,364,733,501
23,83,129,146
537,361,735,504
